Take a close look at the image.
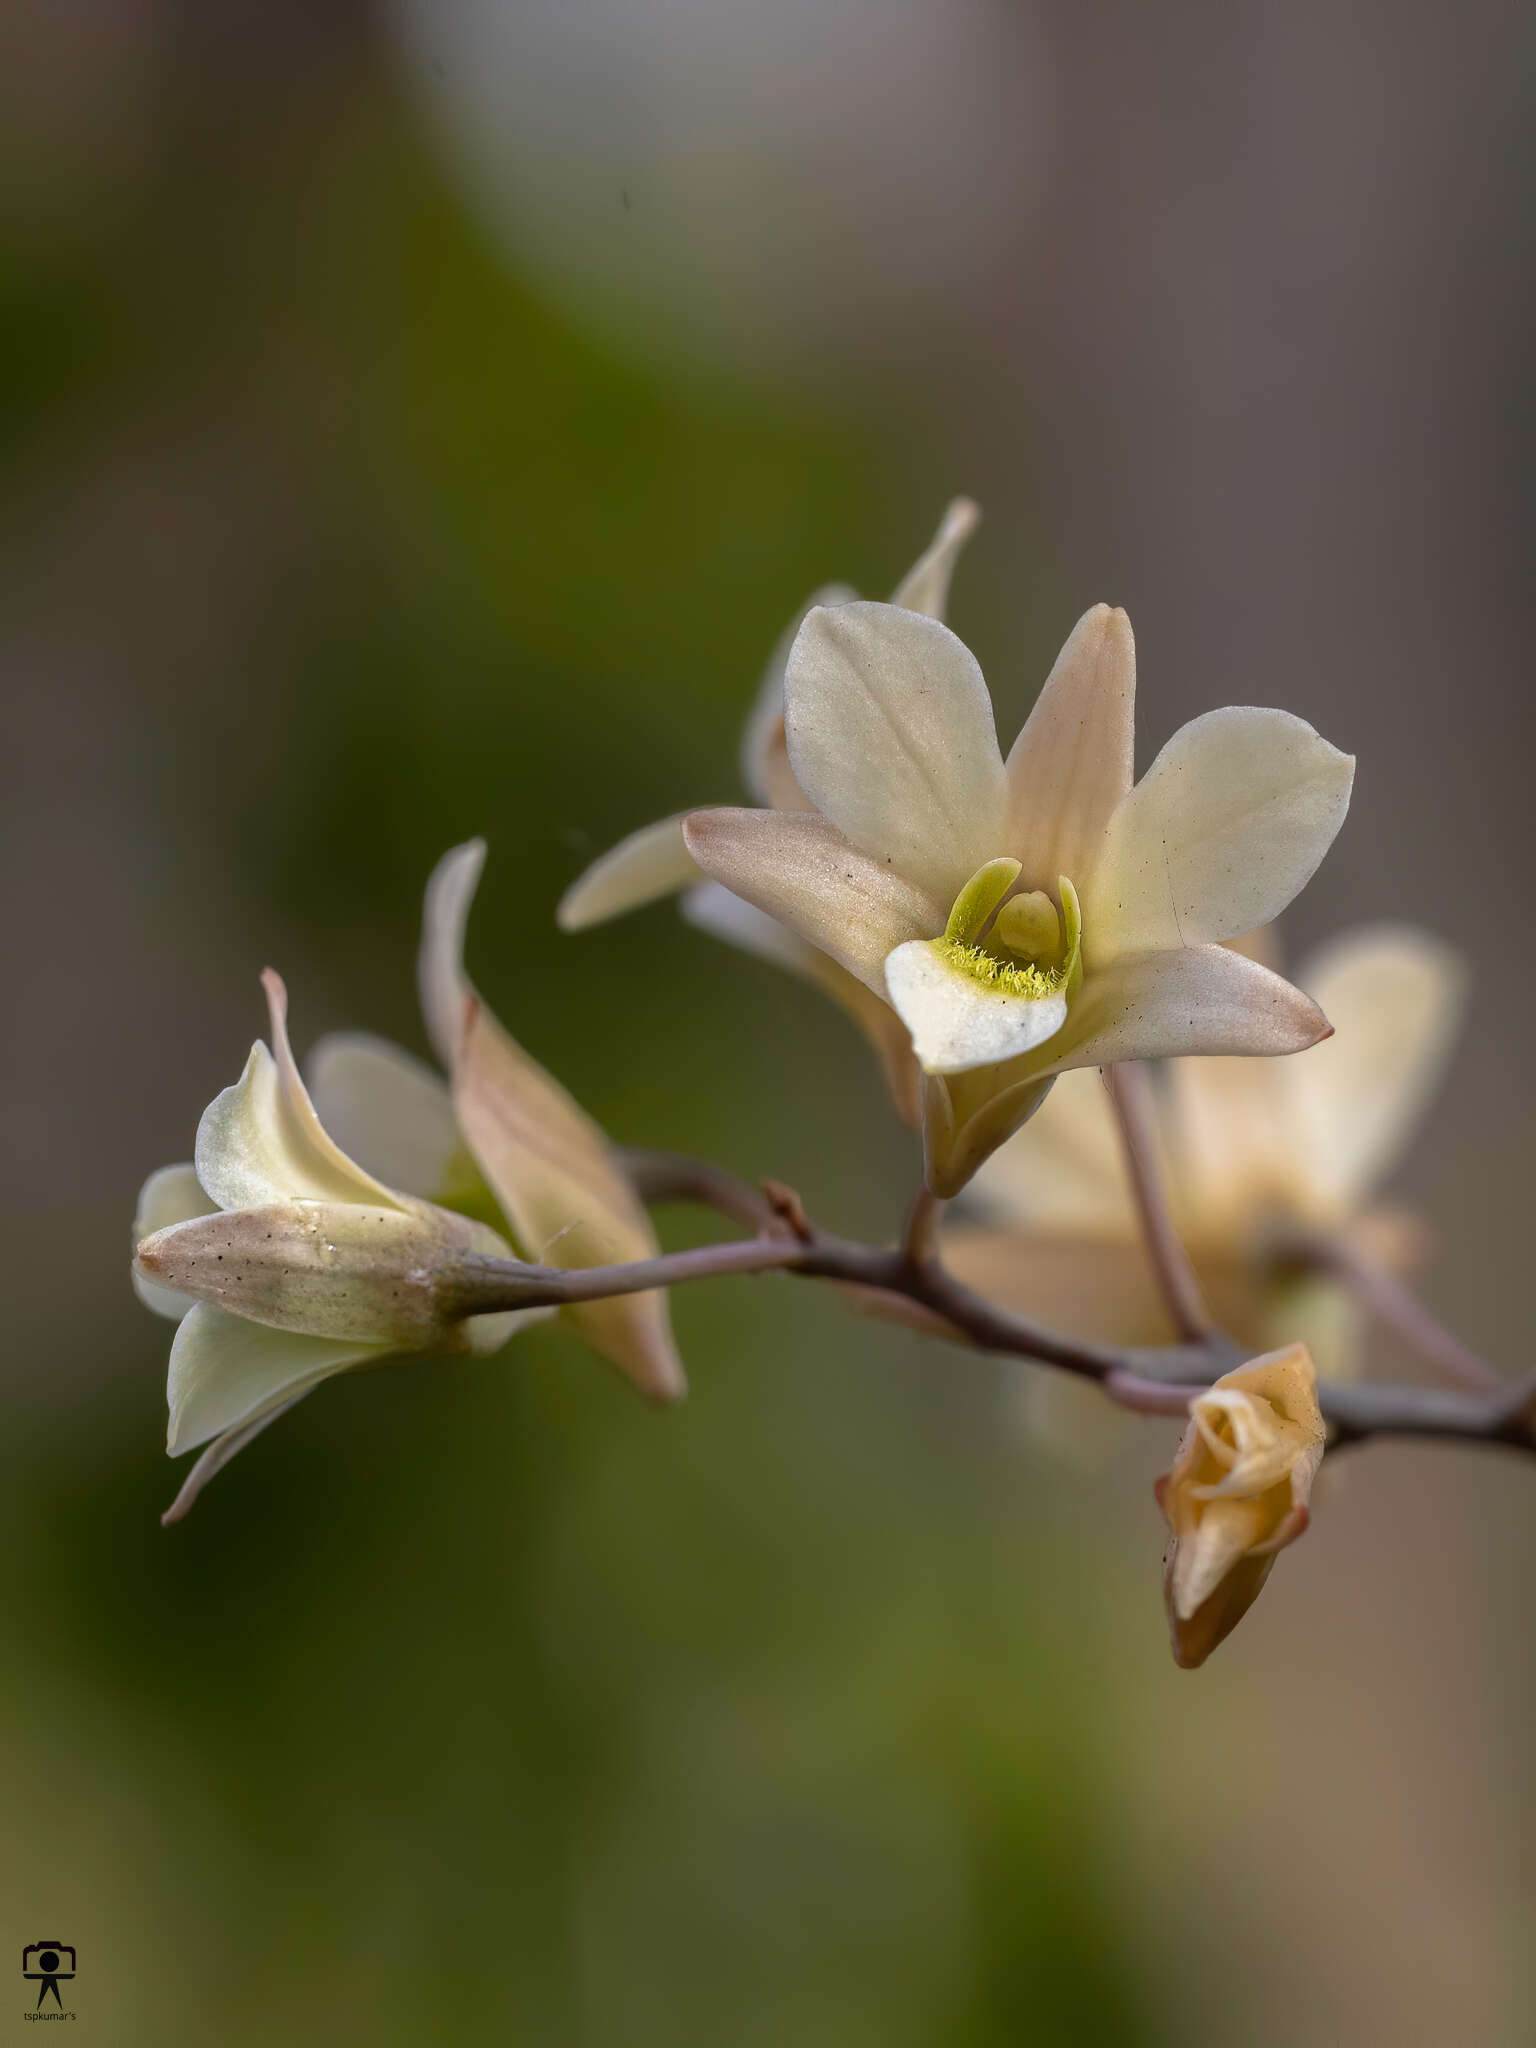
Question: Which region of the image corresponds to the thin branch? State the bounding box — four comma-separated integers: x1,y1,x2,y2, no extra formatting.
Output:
1293,1231,1503,1395
1104,1062,1214,1342
621,1148,788,1237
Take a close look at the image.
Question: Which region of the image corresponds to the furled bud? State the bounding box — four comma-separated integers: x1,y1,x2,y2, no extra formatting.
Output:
1154,1342,1326,1668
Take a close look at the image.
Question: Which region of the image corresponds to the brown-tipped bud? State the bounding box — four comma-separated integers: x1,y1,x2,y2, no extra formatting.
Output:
135,1197,509,1351
1155,1342,1326,1668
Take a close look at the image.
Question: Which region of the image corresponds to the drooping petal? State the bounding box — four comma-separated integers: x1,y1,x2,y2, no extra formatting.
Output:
1045,944,1331,1074
966,1067,1135,1234
1289,925,1467,1212
888,496,980,619
420,838,484,1068
740,582,856,808
885,939,1068,1075
162,1394,308,1525
1084,708,1355,963
166,1302,389,1455
453,1000,685,1402
783,602,1007,899
556,814,702,932
195,972,405,1214
133,1163,216,1320
1004,604,1135,892
307,1031,473,1203
682,807,945,994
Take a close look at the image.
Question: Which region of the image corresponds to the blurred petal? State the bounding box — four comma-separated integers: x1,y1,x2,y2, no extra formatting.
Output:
133,1163,215,1320
680,878,820,976
943,1226,1167,1344
1291,925,1468,1210
1004,604,1135,891
167,1302,387,1455
454,1001,685,1401
967,1068,1134,1234
784,602,1007,899
683,807,944,993
307,1032,463,1201
162,1394,307,1525
1085,709,1354,961
556,814,701,931
888,496,980,619
740,582,855,808
1045,945,1331,1074
420,838,484,1068
885,938,1067,1074
1164,1053,1312,1237
195,972,403,1213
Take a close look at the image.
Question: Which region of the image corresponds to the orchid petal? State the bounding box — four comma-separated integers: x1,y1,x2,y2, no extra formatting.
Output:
1046,945,1331,1073
682,807,944,994
1004,604,1135,892
166,1302,389,1455
966,1068,1134,1233
420,839,484,1068
783,602,1007,899
307,1032,465,1201
1084,708,1354,963
556,814,701,932
679,879,820,976
885,939,1068,1075
1291,925,1467,1210
740,582,856,808
889,496,980,619
133,1163,216,1320
195,972,404,1214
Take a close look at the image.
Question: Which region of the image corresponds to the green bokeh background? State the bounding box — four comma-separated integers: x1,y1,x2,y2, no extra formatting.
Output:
4,6,1532,2043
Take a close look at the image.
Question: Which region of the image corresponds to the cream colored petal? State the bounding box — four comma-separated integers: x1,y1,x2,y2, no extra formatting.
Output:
1042,944,1331,1075
1163,1051,1311,1239
967,1068,1135,1234
307,1031,464,1201
885,939,1067,1075
162,1394,308,1524
679,879,821,977
682,807,944,994
556,814,702,932
453,1001,685,1401
133,1163,216,1320
166,1302,389,1455
1084,708,1354,962
888,497,980,619
1291,924,1468,1210
195,972,404,1214
420,838,485,1068
943,1226,1168,1346
1003,604,1135,892
783,602,1007,899
740,582,856,806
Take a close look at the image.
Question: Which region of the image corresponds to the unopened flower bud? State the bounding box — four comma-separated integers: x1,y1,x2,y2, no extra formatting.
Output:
1154,1342,1326,1668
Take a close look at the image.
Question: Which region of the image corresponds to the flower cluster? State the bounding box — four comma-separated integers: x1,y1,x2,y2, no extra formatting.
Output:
132,497,1489,1668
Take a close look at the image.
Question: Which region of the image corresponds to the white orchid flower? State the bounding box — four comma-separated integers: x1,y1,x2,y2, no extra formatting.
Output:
1155,1343,1326,1668
681,589,1354,1193
133,970,541,1521
947,925,1466,1382
557,499,983,1126
308,840,686,1405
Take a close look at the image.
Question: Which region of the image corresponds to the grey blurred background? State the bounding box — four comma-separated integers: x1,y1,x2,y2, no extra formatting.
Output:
2,1,1532,2041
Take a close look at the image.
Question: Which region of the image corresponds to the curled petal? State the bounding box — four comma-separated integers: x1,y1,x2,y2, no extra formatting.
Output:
1085,708,1354,963
888,496,980,619
885,939,1068,1075
784,602,1007,900
420,839,485,1068
167,1303,389,1455
133,1163,215,1320
683,807,944,994
1291,925,1467,1211
307,1032,466,1202
1004,604,1136,893
195,972,404,1214
556,814,701,932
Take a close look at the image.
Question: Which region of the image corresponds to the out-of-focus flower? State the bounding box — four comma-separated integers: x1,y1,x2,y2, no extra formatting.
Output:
945,926,1466,1395
682,583,1353,1193
558,499,982,1125
134,971,542,1512
1155,1343,1326,1668
311,840,685,1404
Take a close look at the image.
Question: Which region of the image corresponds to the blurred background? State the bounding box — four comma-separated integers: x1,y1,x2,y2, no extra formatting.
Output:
3,1,1533,2040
